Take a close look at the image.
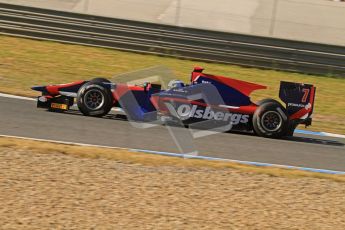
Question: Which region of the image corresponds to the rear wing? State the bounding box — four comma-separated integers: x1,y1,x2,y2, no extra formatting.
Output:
279,81,316,123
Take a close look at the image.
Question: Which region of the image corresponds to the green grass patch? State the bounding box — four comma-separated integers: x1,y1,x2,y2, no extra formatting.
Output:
0,35,344,134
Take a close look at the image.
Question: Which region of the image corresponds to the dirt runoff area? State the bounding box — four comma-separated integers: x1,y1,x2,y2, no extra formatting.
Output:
0,148,345,230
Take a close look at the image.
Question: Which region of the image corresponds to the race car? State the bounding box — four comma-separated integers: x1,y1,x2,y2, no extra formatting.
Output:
32,67,316,138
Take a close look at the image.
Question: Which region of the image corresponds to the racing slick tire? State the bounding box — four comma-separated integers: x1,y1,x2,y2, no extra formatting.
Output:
253,101,289,138
89,77,111,84
256,98,281,106
77,82,113,117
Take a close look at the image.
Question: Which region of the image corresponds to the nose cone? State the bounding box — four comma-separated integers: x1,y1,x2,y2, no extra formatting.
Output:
31,86,47,92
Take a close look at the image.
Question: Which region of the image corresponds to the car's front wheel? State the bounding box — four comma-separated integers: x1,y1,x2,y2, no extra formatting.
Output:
77,82,113,117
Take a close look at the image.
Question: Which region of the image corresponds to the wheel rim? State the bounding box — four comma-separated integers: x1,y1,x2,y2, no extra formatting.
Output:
84,89,105,110
261,111,283,132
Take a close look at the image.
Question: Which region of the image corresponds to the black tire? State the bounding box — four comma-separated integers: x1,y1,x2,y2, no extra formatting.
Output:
77,82,113,117
89,77,111,84
256,98,282,106
253,101,288,138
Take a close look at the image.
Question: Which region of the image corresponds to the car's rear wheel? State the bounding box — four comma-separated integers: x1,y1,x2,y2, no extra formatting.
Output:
256,98,282,106
77,82,113,117
253,101,288,138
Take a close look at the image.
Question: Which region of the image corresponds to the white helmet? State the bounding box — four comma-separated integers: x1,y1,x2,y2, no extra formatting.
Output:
167,80,185,89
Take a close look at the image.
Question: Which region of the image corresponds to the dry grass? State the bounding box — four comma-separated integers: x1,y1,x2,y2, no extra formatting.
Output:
0,35,344,134
1,137,344,182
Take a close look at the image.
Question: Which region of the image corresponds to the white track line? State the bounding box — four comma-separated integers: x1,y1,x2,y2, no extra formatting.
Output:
0,93,36,101
320,132,345,139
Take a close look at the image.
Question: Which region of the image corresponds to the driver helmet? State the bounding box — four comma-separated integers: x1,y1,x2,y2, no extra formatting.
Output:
167,79,185,89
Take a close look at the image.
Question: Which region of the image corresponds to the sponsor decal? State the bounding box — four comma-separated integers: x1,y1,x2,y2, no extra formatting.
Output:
287,102,311,110
175,104,249,125
288,103,305,108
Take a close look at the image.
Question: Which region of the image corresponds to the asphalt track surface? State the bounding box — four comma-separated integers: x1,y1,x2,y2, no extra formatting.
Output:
0,96,344,171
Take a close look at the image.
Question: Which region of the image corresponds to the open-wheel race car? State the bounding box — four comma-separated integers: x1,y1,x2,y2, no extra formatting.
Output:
32,67,316,138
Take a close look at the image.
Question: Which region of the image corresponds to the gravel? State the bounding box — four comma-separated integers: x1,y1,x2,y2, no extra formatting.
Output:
1,148,345,229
